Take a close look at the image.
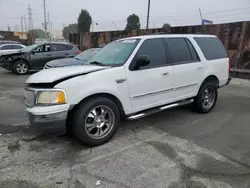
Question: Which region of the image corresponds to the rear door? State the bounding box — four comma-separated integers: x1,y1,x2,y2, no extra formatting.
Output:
126,38,175,113
164,37,203,100
51,44,74,60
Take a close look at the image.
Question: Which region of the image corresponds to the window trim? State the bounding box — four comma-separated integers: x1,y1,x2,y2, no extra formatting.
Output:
164,37,201,66
129,38,170,71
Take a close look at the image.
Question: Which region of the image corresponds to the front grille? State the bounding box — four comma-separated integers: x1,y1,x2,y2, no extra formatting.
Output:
24,89,35,107
44,64,53,69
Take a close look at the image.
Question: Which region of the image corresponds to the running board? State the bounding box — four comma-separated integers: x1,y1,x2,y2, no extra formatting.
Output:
127,99,194,120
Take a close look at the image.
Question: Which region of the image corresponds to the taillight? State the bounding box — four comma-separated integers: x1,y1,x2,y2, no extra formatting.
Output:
78,50,81,54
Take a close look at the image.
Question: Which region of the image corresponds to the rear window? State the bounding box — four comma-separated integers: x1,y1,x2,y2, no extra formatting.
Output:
194,37,227,60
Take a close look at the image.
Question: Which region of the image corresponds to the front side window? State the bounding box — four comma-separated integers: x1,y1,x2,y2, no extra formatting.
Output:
132,38,167,69
34,45,51,53
87,39,140,66
165,38,192,64
1,45,12,50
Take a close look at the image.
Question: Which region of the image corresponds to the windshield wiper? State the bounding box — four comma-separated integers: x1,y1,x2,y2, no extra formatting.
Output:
89,61,105,66
74,57,80,60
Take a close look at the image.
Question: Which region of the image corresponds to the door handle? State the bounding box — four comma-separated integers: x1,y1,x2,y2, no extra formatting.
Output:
46,54,51,56
162,72,169,76
197,66,203,70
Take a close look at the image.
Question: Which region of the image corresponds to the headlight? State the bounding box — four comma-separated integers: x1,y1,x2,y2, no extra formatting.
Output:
36,90,66,105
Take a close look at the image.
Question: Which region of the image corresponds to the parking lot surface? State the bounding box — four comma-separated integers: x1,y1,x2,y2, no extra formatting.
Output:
1,68,250,188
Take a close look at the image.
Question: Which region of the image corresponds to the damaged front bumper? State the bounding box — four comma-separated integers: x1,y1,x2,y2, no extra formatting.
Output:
0,57,13,70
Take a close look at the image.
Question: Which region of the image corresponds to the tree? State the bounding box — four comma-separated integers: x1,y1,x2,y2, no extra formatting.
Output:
125,14,140,32
77,9,92,33
27,29,46,38
62,23,78,39
162,23,171,33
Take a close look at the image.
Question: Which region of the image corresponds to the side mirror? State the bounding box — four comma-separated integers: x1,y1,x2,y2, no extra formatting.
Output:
135,55,150,70
31,51,35,54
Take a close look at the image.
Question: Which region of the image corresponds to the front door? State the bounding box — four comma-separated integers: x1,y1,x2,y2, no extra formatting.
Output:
164,37,204,100
30,44,53,69
125,38,174,113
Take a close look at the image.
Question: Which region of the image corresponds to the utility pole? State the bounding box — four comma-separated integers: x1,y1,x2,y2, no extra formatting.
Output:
24,14,27,32
47,12,50,40
43,0,47,39
146,0,151,30
199,8,203,25
21,16,24,32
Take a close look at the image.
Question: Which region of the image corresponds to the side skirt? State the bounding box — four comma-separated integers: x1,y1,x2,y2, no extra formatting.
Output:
127,98,194,120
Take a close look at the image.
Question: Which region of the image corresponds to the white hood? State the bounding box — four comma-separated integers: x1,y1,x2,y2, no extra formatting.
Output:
26,65,109,84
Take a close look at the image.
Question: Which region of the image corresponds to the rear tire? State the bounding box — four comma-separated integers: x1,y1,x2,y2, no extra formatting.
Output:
194,81,218,113
72,97,120,147
13,61,29,75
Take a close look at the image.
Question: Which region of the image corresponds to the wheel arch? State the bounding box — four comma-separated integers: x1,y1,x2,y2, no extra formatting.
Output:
13,58,30,67
201,75,219,88
66,92,125,132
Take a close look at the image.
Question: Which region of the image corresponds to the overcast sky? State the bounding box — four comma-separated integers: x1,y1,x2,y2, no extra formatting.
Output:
0,0,250,32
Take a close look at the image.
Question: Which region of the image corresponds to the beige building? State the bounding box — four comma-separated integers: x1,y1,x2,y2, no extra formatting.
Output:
50,30,63,39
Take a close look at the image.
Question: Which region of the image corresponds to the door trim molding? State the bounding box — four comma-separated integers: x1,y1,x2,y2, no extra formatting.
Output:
132,87,174,99
175,83,198,90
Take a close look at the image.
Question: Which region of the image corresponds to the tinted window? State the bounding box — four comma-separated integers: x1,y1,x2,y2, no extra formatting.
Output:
51,44,72,51
165,38,192,63
12,45,23,49
194,37,227,60
134,38,167,68
1,45,12,50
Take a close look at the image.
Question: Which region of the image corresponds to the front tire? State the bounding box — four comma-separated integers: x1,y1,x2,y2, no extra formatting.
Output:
13,61,29,75
72,97,120,147
194,81,218,113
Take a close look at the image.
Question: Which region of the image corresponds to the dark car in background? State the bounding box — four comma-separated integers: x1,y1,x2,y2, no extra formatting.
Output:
44,48,101,69
0,42,80,75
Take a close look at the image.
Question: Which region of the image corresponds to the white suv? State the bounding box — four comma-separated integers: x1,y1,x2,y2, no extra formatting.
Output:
25,34,231,146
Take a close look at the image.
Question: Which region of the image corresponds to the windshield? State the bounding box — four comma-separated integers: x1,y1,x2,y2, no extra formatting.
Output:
87,39,140,66
74,49,100,61
20,44,39,52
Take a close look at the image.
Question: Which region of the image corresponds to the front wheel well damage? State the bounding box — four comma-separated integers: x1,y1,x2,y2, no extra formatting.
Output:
66,93,125,132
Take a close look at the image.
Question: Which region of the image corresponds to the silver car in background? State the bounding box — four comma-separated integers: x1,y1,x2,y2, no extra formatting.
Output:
0,43,26,56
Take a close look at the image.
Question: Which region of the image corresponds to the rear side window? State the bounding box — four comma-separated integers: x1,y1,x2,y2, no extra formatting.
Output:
165,38,193,64
12,45,23,49
133,38,167,69
194,37,227,60
51,44,72,51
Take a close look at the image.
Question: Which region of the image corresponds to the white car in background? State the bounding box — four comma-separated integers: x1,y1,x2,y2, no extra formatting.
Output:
0,44,26,56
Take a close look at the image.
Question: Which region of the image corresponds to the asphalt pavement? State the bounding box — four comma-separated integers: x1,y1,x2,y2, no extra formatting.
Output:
1,68,250,188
